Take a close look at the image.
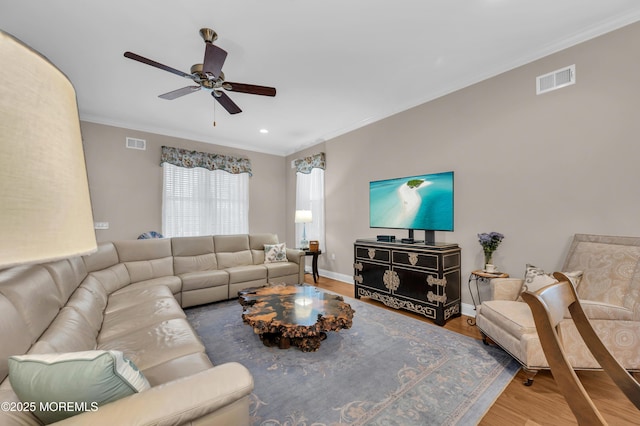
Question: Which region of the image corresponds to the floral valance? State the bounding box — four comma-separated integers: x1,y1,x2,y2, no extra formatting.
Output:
160,146,252,176
294,152,325,174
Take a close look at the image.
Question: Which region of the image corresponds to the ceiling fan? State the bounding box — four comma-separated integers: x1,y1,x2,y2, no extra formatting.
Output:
124,28,276,115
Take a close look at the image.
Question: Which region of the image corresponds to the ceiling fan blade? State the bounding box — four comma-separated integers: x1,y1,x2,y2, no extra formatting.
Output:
124,51,192,79
212,91,242,114
202,44,227,79
224,82,276,97
159,86,201,100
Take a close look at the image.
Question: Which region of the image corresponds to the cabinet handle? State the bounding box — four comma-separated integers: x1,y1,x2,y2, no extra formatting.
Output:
367,248,376,259
383,270,400,291
427,291,447,304
408,253,418,266
427,275,447,287
354,274,363,284
354,262,363,271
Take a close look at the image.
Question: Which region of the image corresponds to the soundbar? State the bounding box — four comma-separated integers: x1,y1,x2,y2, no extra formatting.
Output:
377,235,395,242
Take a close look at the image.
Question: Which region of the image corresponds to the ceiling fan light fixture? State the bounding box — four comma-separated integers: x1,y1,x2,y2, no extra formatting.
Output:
199,28,218,44
259,129,269,134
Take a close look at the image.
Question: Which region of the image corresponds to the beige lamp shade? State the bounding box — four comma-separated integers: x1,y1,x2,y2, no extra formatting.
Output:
0,31,97,268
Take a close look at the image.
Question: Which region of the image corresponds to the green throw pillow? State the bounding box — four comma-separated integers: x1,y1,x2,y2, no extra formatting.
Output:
8,350,150,424
264,243,287,263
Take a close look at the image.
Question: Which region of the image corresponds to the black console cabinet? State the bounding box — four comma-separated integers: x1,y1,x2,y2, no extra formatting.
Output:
353,239,461,325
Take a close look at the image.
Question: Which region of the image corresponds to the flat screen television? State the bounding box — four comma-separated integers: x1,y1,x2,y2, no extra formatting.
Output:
369,171,454,244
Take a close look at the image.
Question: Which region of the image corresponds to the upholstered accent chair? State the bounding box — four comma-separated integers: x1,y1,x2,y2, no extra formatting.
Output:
476,234,640,385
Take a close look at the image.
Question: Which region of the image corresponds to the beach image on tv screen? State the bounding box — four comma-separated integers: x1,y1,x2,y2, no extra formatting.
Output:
369,171,453,231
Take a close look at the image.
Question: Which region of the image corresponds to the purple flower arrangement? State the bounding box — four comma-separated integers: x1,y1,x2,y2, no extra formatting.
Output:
478,232,504,264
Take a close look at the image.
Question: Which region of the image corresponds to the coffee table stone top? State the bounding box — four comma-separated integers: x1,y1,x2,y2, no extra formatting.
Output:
238,284,355,351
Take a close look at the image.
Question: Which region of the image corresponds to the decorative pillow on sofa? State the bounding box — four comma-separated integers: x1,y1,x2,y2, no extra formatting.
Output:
517,264,583,301
264,243,287,263
8,350,150,424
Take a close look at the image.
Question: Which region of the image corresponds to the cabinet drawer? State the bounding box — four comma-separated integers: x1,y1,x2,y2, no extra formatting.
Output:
355,246,390,262
392,251,438,270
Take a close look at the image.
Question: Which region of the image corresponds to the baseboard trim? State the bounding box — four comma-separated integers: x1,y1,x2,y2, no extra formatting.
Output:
461,302,477,318
318,268,353,284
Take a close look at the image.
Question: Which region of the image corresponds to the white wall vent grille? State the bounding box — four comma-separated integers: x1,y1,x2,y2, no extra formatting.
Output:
536,65,575,95
126,137,146,150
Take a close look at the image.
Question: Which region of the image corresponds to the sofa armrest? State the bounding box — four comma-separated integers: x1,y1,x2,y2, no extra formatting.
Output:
490,278,523,301
57,362,253,426
286,248,304,265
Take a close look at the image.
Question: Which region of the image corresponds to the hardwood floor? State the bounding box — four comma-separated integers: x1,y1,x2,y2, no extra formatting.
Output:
309,275,640,425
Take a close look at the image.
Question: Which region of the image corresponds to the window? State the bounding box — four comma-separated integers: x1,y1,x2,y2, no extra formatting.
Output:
295,153,325,251
160,146,251,237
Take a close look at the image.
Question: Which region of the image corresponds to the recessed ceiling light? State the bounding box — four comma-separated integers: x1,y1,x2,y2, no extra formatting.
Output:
259,128,269,134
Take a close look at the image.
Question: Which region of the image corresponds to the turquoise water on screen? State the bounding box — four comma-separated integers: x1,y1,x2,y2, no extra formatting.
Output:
369,171,453,231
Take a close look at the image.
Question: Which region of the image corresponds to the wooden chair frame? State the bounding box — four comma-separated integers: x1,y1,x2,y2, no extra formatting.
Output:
521,273,640,425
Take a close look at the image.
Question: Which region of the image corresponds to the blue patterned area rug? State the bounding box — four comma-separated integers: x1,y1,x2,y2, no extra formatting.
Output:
186,291,519,426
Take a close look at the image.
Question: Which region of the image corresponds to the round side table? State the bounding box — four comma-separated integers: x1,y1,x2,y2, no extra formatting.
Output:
467,269,509,325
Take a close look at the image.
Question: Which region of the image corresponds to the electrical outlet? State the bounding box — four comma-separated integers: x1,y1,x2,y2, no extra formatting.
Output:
94,222,109,230
331,253,336,260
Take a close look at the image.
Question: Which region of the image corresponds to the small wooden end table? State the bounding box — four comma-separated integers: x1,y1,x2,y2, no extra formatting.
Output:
467,270,509,326
238,284,354,352
299,249,322,283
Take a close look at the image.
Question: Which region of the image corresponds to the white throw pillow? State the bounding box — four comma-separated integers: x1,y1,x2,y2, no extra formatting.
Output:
9,350,150,424
517,264,583,301
264,243,287,263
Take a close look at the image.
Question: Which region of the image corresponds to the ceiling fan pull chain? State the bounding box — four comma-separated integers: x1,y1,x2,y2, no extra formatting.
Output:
213,100,217,127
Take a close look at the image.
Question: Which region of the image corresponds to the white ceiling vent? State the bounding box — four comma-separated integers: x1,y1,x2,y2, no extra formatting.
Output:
536,65,575,95
126,137,146,150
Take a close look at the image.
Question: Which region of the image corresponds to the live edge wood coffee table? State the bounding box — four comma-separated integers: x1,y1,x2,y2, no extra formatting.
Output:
238,284,355,352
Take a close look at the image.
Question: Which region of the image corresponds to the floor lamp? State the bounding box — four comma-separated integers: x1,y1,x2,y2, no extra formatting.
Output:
0,31,97,268
295,210,312,249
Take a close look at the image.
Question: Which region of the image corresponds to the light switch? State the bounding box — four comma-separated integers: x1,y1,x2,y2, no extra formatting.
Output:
94,222,109,230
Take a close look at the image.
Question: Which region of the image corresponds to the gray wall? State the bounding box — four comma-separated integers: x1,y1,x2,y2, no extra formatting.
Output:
287,21,640,306
82,122,287,242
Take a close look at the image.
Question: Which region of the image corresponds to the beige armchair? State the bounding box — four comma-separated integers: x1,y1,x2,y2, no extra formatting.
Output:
476,233,640,385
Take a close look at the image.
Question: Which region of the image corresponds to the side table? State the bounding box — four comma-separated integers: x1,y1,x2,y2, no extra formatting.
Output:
467,269,509,325
300,249,322,283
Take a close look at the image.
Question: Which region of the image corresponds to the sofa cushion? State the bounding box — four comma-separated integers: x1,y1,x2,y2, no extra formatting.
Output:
0,265,63,345
0,294,32,382
82,242,119,273
97,318,205,371
43,258,87,305
478,300,537,339
265,261,301,279
264,243,287,263
172,236,218,274
140,352,213,387
8,350,150,424
226,265,267,284
113,239,173,262
114,276,183,297
37,307,97,353
250,234,279,264
65,286,107,335
99,297,186,341
105,286,175,313
217,250,254,269
180,270,229,291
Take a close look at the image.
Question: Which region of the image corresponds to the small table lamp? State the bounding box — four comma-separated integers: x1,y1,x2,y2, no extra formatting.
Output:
0,31,97,268
295,210,312,249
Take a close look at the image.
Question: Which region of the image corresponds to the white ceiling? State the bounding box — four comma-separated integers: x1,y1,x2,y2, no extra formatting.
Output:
2,1,640,156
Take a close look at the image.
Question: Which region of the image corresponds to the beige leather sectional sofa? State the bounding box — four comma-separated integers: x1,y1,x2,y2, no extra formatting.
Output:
0,233,304,425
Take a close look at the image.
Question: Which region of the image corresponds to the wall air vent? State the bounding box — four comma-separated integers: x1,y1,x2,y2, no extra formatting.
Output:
536,65,575,95
126,137,146,150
